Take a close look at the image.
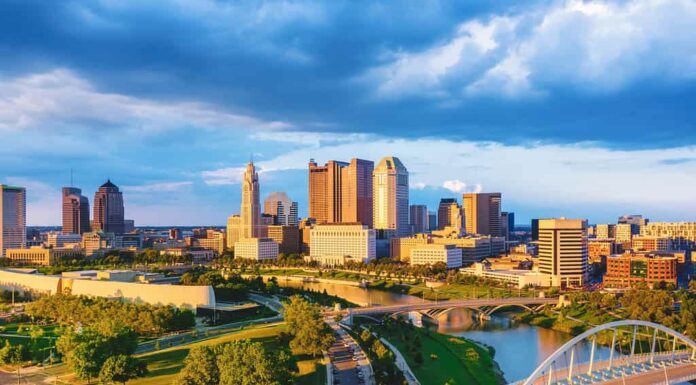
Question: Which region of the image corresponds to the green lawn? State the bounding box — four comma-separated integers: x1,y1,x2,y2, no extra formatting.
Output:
369,280,534,301
374,324,503,385
38,322,326,385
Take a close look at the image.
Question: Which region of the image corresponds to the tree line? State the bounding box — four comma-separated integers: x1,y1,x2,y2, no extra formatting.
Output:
26,294,195,336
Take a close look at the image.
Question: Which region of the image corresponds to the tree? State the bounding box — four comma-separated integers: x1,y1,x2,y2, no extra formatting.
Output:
99,354,147,385
0,340,29,384
174,346,219,385
217,340,293,385
283,296,335,356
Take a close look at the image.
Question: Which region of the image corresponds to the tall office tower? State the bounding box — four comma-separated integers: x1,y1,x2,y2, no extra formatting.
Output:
62,187,90,234
0,185,26,257
308,158,374,226
409,204,428,234
437,199,456,230
240,161,261,239
537,218,588,287
264,192,299,226
226,214,241,248
462,192,502,236
341,158,374,228
501,212,512,240
437,198,463,232
373,156,409,237
428,211,437,231
531,219,540,242
92,180,125,234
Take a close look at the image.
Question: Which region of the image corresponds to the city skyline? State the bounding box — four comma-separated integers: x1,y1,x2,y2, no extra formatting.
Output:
2,0,696,226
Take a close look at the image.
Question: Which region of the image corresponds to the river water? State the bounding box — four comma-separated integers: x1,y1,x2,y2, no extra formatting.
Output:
277,279,616,383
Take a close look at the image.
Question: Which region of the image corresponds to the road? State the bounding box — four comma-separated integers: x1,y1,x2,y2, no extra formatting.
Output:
600,362,696,385
326,319,374,385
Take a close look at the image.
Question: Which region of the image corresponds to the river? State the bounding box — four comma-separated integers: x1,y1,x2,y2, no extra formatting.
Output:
276,279,617,384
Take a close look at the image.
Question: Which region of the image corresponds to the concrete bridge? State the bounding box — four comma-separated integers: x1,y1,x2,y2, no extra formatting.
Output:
511,320,696,385
338,296,559,325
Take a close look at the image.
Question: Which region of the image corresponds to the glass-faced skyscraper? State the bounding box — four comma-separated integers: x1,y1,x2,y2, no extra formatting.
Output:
62,187,90,234
373,156,409,237
93,180,125,234
240,161,261,239
0,184,26,257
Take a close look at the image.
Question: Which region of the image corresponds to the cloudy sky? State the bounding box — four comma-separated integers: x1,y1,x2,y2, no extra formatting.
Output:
2,0,695,226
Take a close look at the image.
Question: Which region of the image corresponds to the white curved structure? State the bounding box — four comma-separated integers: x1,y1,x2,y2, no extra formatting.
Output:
0,268,215,309
520,320,696,385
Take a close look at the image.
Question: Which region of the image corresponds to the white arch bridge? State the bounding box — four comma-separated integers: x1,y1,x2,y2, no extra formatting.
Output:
511,320,696,385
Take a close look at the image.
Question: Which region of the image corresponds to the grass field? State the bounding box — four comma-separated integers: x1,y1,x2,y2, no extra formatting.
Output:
374,324,503,385
369,280,535,301
35,322,326,385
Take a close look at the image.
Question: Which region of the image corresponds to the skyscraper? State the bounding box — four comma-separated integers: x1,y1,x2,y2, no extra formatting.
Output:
264,192,298,226
537,218,588,287
92,180,125,234
428,211,437,231
437,198,463,232
409,204,428,234
0,185,26,257
308,158,373,226
462,192,502,236
62,187,90,234
240,161,261,239
501,211,514,240
373,156,409,237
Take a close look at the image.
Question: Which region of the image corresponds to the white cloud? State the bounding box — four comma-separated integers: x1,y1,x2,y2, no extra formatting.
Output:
122,181,193,193
442,179,467,193
364,0,696,99
0,69,292,132
201,167,246,186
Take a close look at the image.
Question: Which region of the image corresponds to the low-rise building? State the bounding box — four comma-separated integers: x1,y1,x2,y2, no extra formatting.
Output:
410,244,462,268
160,247,215,264
603,252,678,289
460,262,555,289
631,236,671,253
588,239,619,264
47,232,82,248
5,246,83,266
81,231,115,256
267,225,300,255
96,270,138,282
195,237,225,255
309,224,375,266
234,238,278,261
391,233,505,264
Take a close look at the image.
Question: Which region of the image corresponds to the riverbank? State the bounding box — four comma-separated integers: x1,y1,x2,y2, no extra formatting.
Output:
367,319,505,385
368,279,537,301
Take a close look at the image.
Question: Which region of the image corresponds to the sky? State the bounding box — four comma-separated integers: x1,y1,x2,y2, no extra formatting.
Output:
1,0,695,226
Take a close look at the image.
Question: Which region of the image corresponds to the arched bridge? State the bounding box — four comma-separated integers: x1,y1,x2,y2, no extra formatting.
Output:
340,297,559,325
511,320,696,385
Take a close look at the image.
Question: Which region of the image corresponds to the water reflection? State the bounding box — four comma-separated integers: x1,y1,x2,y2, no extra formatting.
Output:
276,280,614,383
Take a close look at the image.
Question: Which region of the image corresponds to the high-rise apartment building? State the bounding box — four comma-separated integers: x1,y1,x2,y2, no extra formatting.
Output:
0,185,26,257
463,192,502,236
537,218,588,287
263,192,298,226
308,158,373,227
373,156,409,237
409,204,428,234
240,161,261,239
62,187,90,235
641,222,696,251
595,224,616,239
92,180,125,234
437,199,463,231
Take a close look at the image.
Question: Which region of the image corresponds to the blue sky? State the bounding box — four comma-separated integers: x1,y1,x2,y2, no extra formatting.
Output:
1,0,695,226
